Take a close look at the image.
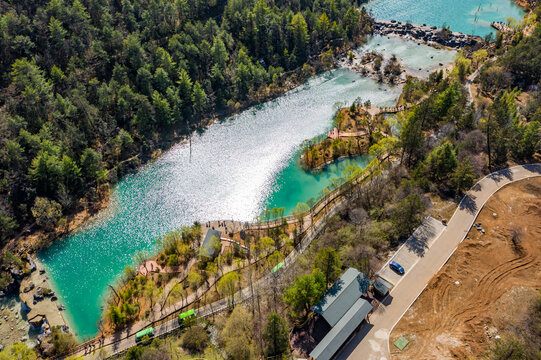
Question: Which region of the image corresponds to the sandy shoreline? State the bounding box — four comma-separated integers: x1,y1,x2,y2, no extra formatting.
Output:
0,191,113,346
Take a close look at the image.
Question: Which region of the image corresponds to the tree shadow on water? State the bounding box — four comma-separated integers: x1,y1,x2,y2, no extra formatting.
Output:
459,193,477,214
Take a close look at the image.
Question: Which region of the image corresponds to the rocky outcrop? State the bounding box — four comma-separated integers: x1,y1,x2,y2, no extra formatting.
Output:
372,19,483,49
491,21,514,34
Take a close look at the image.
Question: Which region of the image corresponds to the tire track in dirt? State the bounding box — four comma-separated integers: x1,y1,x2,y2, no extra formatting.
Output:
390,178,541,359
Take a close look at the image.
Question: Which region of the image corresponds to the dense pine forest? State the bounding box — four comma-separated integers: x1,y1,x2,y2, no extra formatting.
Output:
0,0,541,358
0,0,371,244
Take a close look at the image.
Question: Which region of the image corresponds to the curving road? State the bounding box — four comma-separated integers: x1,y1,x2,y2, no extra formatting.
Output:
63,164,540,359
336,164,541,360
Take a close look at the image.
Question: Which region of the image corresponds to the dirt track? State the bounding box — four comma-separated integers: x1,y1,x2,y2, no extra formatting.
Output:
390,177,541,359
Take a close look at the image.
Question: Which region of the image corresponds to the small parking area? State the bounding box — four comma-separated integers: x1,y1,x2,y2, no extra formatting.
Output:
378,216,445,286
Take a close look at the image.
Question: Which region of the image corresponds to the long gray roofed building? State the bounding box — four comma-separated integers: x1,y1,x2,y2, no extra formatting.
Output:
311,267,371,327
309,268,373,360
309,297,373,360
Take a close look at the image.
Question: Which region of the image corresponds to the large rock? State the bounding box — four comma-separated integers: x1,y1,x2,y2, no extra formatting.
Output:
40,343,55,357
26,256,37,272
10,268,23,280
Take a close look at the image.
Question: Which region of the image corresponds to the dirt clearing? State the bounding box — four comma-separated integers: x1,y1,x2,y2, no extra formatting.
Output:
390,177,541,359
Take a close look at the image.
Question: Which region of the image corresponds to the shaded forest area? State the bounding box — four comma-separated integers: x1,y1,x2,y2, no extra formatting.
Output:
0,0,372,246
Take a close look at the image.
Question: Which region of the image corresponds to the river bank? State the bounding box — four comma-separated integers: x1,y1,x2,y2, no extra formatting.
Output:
7,186,110,254
0,35,374,344
0,295,38,349
31,0,522,341
37,67,401,340
3,32,369,257
372,19,484,49
365,0,525,38
304,34,459,171
300,107,379,170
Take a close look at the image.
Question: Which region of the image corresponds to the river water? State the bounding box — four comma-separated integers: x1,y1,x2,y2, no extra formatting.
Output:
41,68,402,338
39,0,522,339
366,0,524,37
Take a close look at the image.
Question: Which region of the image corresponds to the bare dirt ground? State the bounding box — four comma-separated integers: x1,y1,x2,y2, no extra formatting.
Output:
390,177,541,359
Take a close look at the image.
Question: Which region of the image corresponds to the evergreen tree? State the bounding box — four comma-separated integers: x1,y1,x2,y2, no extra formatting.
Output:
313,247,342,286
291,14,309,66
192,81,207,114
80,148,103,184
451,158,477,193
425,141,458,181
262,313,289,357
29,151,62,197
152,91,172,126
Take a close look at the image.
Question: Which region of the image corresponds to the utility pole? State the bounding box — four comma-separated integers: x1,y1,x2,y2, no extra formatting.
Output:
486,116,492,171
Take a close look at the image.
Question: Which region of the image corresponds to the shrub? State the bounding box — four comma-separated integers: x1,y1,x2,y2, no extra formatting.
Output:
0,272,14,291
31,197,62,231
167,254,178,267
181,325,209,353
51,327,78,355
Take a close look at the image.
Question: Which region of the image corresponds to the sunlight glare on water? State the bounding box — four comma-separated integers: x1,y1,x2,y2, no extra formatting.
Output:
41,33,464,338
40,69,401,338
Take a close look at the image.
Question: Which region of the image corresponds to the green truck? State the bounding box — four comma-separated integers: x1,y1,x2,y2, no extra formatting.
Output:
178,309,196,326
271,261,284,273
135,327,154,342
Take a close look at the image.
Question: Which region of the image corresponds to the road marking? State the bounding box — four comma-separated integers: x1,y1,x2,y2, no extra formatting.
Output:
382,223,446,290
381,166,541,356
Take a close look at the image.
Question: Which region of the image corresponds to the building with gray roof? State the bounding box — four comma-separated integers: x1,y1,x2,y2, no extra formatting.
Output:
199,229,221,260
372,276,393,297
311,267,371,327
309,298,373,360
309,267,373,360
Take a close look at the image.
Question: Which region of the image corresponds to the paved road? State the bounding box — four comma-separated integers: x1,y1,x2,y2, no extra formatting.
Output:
377,216,445,287
336,164,541,360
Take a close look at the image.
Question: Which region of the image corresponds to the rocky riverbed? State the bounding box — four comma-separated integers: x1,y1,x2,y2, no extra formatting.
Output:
0,296,37,349
337,50,407,85
372,19,483,49
0,253,67,351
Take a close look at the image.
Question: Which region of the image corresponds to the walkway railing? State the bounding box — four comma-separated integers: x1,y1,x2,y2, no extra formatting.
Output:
61,157,392,359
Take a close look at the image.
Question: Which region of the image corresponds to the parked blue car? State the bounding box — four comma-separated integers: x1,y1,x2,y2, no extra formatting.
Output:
389,261,405,275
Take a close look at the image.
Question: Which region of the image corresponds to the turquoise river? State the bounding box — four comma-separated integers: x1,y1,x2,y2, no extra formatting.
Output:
40,0,523,339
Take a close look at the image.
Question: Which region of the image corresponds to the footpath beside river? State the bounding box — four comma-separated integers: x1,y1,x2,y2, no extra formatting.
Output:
35,0,525,341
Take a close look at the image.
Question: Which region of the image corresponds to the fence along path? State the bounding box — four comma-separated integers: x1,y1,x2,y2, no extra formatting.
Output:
63,158,385,359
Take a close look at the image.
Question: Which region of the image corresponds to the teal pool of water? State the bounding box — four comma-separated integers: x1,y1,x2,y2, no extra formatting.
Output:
366,0,524,37
360,36,456,78
264,155,371,216
38,7,514,336
39,69,401,339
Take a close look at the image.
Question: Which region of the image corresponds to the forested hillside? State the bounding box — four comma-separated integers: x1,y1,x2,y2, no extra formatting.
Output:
0,0,371,244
